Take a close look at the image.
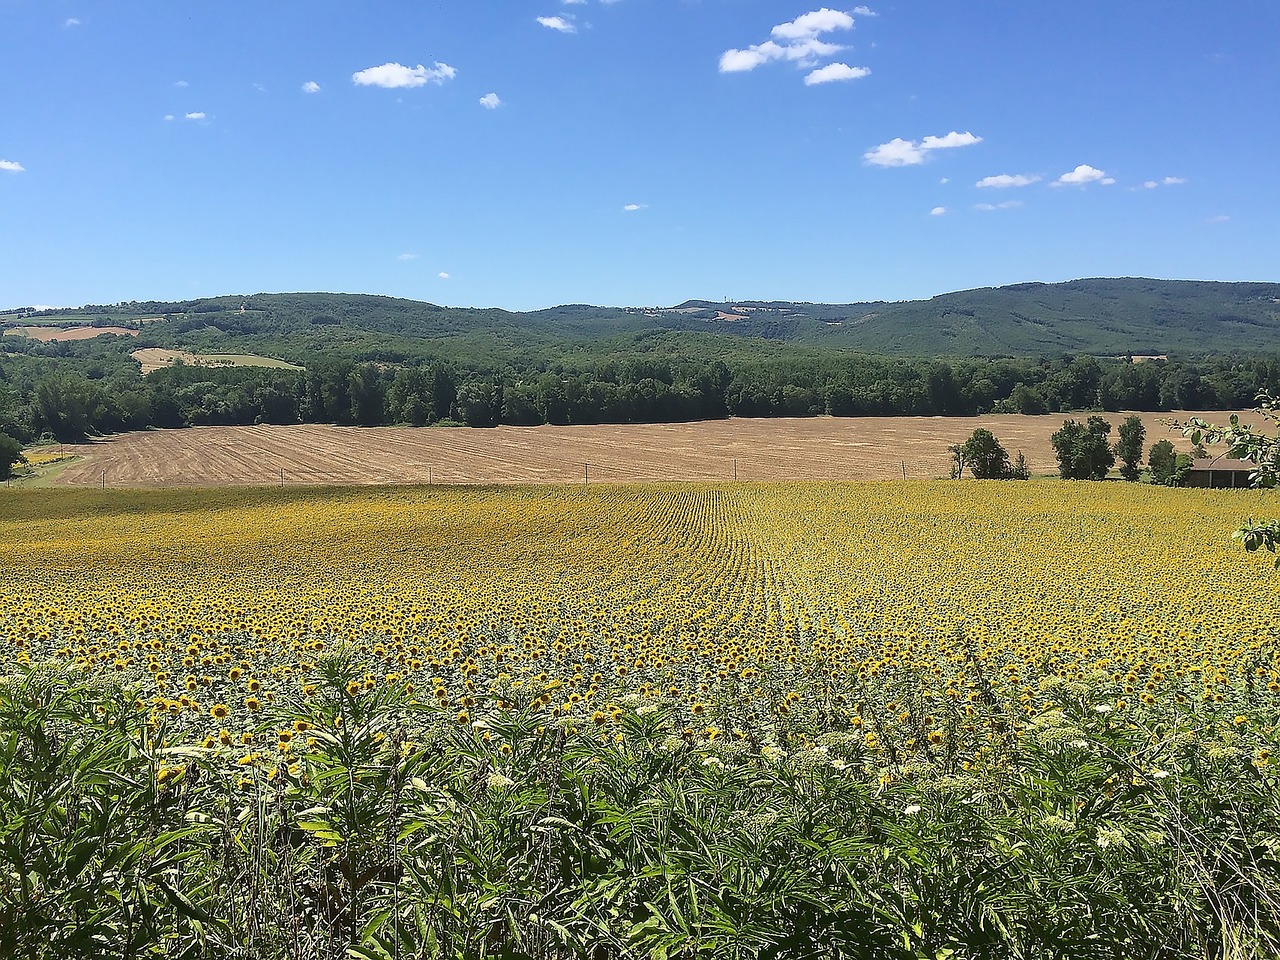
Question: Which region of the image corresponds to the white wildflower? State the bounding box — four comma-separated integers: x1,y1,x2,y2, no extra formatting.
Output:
486,772,514,791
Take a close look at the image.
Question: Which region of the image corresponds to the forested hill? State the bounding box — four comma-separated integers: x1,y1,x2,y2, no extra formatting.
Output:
6,278,1280,359
675,278,1280,355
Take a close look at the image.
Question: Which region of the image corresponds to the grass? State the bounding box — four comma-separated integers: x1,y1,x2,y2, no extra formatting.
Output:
6,452,84,488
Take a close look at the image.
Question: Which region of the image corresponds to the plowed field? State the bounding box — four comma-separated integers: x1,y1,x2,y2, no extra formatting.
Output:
44,412,1233,487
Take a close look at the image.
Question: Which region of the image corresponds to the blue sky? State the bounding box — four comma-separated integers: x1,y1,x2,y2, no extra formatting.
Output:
1,1,1276,311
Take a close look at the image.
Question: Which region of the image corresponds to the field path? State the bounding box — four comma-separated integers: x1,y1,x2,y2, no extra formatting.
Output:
41,412,1241,487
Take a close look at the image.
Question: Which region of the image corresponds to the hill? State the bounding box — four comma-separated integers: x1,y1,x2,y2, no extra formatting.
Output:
5,278,1280,360
663,278,1280,354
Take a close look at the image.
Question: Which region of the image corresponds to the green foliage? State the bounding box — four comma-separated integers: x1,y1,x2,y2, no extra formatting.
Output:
1147,440,1186,486
0,431,24,480
951,428,1012,479
1115,415,1146,481
1051,416,1117,480
0,667,224,957
5,286,1280,442
3,657,1279,959
1181,391,1280,566
1008,451,1031,480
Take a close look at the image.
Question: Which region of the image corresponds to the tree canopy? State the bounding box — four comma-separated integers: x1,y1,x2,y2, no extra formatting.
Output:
1051,416,1116,480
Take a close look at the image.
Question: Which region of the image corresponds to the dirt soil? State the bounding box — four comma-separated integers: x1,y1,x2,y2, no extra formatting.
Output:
43,413,1247,487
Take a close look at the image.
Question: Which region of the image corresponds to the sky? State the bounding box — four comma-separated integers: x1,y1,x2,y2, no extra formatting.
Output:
1,0,1277,311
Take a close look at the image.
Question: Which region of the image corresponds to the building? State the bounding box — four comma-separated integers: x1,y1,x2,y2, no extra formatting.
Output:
1185,458,1257,489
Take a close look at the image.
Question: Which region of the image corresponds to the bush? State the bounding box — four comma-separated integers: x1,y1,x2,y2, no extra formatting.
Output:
1051,416,1116,480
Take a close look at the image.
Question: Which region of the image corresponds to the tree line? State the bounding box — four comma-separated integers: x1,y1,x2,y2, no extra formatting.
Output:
2,349,1279,445
951,414,1235,487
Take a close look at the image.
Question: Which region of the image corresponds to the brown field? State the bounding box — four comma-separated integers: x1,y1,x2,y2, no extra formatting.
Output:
38,411,1248,487
3,325,139,341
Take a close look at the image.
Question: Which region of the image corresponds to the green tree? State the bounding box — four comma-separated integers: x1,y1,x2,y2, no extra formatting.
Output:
1050,416,1115,480
349,363,386,427
999,382,1048,415
33,374,101,443
0,383,19,438
454,378,503,427
1009,451,1031,480
1147,439,1183,486
951,428,1012,479
1115,415,1146,481
0,432,25,481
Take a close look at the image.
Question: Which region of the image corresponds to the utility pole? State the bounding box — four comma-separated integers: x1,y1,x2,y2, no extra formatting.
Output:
583,462,589,484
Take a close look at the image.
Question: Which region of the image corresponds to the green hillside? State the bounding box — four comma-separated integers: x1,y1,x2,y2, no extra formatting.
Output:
6,278,1278,360
668,278,1280,354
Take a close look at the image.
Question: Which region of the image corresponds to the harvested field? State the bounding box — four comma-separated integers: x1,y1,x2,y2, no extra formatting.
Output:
3,325,139,341
43,411,1244,487
130,347,304,374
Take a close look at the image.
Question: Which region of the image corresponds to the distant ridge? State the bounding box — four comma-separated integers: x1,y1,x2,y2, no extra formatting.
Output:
7,278,1280,358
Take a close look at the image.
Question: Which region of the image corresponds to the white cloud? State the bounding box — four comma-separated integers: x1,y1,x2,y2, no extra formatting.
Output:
976,173,1040,189
864,138,924,166
562,0,586,4
479,93,502,109
184,112,206,120
623,203,647,211
720,8,856,77
719,46,773,72
919,131,981,151
397,253,420,261
1163,176,1186,185
302,81,321,94
939,177,949,184
64,17,81,27
852,5,877,15
536,16,576,32
1053,164,1114,187
163,114,175,121
174,80,189,88
352,62,457,89
720,38,844,72
771,8,854,40
804,62,870,85
974,200,1024,211
0,160,25,173
864,130,981,167
438,272,451,279
1207,214,1230,224
930,206,948,216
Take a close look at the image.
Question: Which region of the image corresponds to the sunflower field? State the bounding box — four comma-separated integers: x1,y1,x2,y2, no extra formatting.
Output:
1,481,1278,959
